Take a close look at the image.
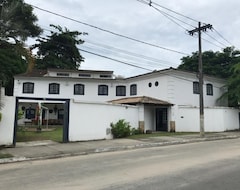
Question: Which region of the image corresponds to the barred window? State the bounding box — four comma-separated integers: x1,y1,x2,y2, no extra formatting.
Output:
49,83,60,94
23,82,34,94
130,84,137,96
206,83,213,96
116,85,126,96
193,81,199,94
74,84,85,95
98,85,108,96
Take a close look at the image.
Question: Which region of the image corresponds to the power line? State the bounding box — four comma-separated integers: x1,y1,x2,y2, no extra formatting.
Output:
82,44,169,70
36,27,179,69
84,40,178,66
140,0,196,29
150,6,191,31
137,0,198,23
28,4,189,56
78,48,152,71
32,32,154,71
151,1,199,23
204,32,228,48
137,0,234,49
212,28,233,47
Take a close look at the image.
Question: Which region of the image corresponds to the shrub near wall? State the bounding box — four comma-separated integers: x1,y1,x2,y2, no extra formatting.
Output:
110,119,131,138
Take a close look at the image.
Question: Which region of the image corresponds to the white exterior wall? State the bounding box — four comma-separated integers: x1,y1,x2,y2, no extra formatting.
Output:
0,88,15,145
128,71,226,107
14,70,227,109
14,77,129,102
144,105,155,131
69,100,139,141
176,106,239,132
127,75,169,101
12,69,234,138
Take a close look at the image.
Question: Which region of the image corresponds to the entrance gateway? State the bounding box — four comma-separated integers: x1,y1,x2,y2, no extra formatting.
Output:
156,108,168,131
13,97,70,146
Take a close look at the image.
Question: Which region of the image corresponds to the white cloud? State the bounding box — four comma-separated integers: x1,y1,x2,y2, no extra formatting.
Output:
25,0,240,77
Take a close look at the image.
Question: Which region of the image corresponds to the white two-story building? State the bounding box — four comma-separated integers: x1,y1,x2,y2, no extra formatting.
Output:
8,67,238,144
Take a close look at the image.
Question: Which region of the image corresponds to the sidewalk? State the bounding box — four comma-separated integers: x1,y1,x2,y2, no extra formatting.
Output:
1,131,240,164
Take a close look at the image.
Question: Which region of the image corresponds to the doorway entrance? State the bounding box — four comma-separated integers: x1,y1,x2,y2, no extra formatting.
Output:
156,108,168,131
13,97,70,146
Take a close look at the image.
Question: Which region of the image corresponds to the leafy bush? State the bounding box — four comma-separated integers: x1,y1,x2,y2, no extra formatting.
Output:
131,128,143,135
18,109,24,120
110,119,131,138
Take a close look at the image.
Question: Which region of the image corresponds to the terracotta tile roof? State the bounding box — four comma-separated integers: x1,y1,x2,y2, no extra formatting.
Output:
109,96,173,106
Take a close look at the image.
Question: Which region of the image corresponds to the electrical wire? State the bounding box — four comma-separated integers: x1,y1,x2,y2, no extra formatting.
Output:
78,48,152,71
81,44,170,70
28,3,189,56
212,28,233,47
35,27,180,69
204,32,228,48
84,40,179,66
33,32,154,72
137,0,235,50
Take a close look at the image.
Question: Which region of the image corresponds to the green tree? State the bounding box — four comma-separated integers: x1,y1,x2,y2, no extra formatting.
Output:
0,0,42,95
34,25,86,70
0,0,42,42
179,47,240,78
225,63,240,106
0,41,28,95
178,47,240,107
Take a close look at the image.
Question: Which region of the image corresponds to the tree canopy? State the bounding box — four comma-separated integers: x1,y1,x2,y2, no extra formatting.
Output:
0,0,42,42
225,63,240,106
178,47,240,107
0,0,42,95
34,25,86,70
178,47,240,78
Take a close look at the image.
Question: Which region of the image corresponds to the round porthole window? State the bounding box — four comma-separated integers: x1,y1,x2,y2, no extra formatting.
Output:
148,82,152,87
155,81,159,86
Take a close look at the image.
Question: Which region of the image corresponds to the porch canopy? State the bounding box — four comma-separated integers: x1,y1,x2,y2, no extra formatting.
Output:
109,96,174,106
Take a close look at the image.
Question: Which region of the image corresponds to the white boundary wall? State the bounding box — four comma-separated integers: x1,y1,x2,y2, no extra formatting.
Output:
69,100,139,141
176,106,240,132
0,88,15,145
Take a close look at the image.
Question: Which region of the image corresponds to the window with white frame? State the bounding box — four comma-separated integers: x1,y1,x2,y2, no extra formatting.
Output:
23,82,34,94
206,83,213,96
49,83,60,94
74,84,85,95
98,85,108,96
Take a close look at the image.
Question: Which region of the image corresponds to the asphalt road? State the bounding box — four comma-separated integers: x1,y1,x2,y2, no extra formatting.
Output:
0,139,240,190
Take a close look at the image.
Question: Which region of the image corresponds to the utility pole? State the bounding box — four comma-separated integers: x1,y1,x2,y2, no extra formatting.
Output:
188,22,212,137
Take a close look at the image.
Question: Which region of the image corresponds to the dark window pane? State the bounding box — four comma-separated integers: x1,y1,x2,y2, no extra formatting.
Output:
49,83,60,94
74,84,85,95
130,84,137,96
23,82,34,94
206,83,213,96
98,85,108,96
116,86,126,96
193,82,199,94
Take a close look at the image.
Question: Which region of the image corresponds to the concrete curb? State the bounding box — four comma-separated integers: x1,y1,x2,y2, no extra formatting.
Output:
0,135,239,164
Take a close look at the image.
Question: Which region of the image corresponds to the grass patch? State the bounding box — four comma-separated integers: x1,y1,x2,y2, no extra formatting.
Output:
127,132,199,139
0,153,13,159
16,127,63,142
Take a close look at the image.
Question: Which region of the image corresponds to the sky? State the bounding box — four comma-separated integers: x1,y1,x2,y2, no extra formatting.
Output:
24,0,240,77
